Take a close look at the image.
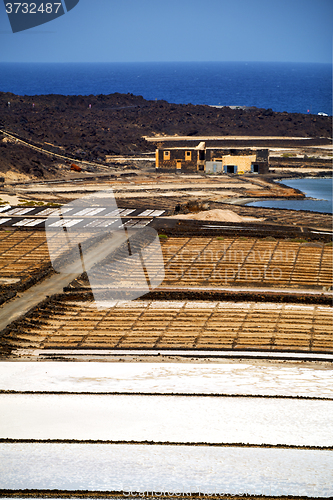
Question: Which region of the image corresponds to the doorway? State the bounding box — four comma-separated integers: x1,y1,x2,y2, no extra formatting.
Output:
225,165,237,174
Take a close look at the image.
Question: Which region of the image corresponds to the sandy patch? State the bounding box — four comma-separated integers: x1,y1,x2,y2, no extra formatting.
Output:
0,193,47,205
0,193,22,205
169,208,264,222
2,170,32,182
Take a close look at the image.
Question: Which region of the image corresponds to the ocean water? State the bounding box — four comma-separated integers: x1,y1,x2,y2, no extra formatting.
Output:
0,61,331,114
247,177,333,214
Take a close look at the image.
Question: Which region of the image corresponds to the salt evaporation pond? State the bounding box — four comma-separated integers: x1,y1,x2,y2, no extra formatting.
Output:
1,361,332,397
1,394,332,446
0,444,332,496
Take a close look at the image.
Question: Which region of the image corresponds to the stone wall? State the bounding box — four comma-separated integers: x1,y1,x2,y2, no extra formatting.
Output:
156,148,198,171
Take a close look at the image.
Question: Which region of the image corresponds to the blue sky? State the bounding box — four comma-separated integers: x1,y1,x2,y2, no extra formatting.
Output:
0,0,332,63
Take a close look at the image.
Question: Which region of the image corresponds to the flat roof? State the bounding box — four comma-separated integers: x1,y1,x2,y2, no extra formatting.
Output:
158,146,268,150
147,135,310,142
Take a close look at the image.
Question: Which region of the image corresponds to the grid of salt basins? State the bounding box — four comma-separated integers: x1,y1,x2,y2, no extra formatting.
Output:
0,360,332,497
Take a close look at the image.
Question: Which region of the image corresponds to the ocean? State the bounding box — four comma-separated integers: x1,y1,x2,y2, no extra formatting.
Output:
1,62,332,214
247,178,333,214
0,61,332,115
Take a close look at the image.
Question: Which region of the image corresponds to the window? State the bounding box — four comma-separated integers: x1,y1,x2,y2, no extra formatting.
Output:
185,151,192,161
163,151,170,160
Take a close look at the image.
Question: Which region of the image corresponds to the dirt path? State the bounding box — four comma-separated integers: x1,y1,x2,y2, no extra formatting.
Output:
0,271,77,332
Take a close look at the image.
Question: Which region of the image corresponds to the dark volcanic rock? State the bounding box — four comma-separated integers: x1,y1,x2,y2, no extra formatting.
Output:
0,140,58,178
0,91,331,178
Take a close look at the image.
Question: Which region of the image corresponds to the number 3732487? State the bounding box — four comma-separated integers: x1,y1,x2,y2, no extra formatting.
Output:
5,3,62,14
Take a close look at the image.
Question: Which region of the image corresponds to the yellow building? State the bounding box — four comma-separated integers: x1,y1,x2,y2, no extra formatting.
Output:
156,143,269,174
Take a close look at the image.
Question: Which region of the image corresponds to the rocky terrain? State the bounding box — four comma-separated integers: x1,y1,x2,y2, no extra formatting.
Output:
0,139,59,179
0,91,331,179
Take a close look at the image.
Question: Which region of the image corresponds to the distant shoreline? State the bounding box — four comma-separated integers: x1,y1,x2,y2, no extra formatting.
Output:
0,61,331,114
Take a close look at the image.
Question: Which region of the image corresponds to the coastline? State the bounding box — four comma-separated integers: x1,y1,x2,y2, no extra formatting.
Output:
243,175,333,214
